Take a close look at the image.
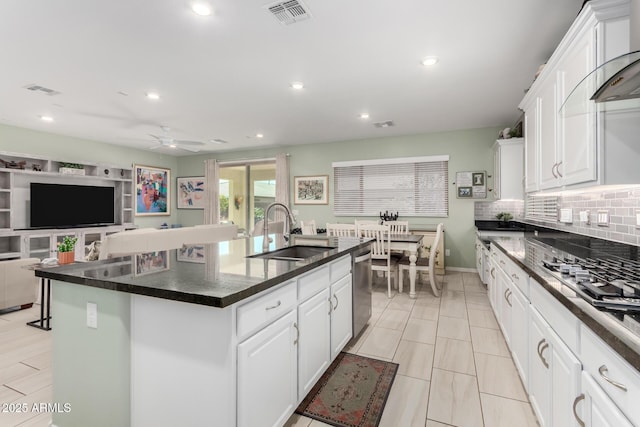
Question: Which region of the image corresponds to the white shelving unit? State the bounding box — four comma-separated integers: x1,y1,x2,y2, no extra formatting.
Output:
0,150,134,260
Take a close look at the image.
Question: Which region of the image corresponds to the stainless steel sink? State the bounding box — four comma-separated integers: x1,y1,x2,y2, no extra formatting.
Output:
248,245,335,261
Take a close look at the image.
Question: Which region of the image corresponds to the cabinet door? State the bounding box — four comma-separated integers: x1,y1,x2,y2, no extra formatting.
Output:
237,310,298,427
475,241,483,281
298,288,331,398
558,30,597,187
529,306,552,427
550,328,581,427
580,371,633,427
330,274,353,360
509,284,529,390
524,106,539,192
488,260,498,315
497,269,511,346
538,81,560,190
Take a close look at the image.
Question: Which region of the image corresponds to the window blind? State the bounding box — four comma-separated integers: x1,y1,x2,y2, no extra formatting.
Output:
525,195,558,221
332,156,449,217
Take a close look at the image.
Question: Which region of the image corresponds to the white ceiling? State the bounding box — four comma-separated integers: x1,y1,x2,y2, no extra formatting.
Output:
0,0,583,156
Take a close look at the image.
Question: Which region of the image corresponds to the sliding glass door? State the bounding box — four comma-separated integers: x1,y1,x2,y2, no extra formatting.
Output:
219,162,276,235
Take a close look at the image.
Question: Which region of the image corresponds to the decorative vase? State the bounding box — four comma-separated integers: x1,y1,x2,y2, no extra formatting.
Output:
58,251,75,265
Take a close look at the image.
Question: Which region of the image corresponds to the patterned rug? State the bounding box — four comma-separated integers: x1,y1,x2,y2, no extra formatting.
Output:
295,352,399,427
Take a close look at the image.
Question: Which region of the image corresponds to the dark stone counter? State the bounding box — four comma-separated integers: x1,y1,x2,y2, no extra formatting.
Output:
490,235,640,372
34,235,371,308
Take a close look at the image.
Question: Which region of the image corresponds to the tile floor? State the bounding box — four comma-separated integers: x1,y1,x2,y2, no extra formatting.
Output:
0,271,539,427
286,271,539,427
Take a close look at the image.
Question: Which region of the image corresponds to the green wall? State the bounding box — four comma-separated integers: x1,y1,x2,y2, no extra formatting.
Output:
178,127,500,269
0,122,499,268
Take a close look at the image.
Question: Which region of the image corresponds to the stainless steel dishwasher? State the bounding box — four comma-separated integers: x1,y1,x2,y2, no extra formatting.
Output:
352,244,372,338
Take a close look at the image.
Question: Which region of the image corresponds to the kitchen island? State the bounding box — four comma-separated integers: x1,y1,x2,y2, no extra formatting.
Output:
35,235,372,427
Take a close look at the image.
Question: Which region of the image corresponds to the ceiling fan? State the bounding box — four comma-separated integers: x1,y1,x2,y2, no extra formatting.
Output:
148,126,206,152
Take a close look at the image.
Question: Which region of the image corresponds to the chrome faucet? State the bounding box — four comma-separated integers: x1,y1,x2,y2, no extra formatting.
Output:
262,202,296,252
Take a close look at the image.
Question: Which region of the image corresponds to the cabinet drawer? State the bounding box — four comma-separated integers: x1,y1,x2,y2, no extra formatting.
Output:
330,255,351,283
580,325,640,424
529,279,579,353
237,281,297,341
298,265,330,302
504,257,529,298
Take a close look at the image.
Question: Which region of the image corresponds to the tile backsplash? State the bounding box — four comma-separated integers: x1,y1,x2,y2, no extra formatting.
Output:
474,200,525,221
525,186,640,246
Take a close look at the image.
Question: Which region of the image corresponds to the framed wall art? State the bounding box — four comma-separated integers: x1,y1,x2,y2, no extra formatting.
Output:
455,171,487,199
134,164,170,215
294,175,329,205
134,251,169,276
177,176,205,209
177,245,205,263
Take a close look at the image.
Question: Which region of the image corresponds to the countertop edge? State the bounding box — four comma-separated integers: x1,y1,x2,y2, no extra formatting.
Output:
35,241,372,308
491,239,640,373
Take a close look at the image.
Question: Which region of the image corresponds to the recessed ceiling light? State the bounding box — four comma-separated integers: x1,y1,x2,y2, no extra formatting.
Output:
40,115,54,122
191,1,212,16
422,56,439,66
359,113,370,119
169,144,177,148
146,92,160,100
290,82,304,90
256,133,264,138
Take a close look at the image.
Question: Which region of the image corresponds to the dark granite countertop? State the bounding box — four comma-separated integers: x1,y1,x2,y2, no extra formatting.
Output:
475,220,526,232
489,235,640,372
34,235,371,308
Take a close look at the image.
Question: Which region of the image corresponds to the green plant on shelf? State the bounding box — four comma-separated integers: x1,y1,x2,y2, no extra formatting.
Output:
496,212,513,222
59,162,84,169
57,236,78,253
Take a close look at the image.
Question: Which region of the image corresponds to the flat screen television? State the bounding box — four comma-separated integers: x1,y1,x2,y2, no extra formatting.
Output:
30,183,115,229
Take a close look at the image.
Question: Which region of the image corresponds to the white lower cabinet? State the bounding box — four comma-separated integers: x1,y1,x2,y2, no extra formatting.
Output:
578,371,633,427
330,274,353,360
237,309,298,427
298,288,331,398
528,306,581,427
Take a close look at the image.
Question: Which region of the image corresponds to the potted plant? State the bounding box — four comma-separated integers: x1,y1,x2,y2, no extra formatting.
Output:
496,212,514,227
57,236,78,264
59,162,85,176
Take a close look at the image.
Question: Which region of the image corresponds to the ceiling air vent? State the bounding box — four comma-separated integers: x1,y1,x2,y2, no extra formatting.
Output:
373,120,395,128
24,84,60,96
265,0,311,25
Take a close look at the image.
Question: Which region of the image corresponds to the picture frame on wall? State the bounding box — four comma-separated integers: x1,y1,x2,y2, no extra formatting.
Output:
177,176,205,209
134,251,169,276
294,175,329,205
134,164,170,216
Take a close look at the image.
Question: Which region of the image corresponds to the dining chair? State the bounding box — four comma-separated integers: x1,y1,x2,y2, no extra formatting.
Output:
326,223,356,237
300,220,317,235
398,223,444,297
359,224,398,298
384,220,409,234
355,219,380,236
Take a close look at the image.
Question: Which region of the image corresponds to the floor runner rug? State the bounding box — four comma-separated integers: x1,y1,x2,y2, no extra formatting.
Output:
295,352,399,427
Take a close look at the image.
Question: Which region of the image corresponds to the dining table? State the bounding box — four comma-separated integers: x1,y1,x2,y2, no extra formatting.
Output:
388,233,424,298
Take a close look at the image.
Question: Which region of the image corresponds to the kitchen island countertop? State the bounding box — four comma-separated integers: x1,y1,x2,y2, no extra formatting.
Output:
34,234,371,308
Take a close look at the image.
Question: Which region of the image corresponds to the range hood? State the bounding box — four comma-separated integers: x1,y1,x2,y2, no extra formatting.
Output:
561,50,640,117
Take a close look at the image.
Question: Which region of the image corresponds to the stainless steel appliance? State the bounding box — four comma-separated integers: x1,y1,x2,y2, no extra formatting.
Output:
352,244,372,337
541,253,640,312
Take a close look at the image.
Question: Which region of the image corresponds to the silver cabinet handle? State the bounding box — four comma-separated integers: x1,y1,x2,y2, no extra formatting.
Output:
511,273,520,281
265,300,281,311
503,289,513,307
539,342,549,369
556,161,563,178
573,394,585,427
552,163,558,178
333,294,339,311
328,297,332,315
500,260,506,266
490,268,495,279
293,322,299,345
598,365,628,391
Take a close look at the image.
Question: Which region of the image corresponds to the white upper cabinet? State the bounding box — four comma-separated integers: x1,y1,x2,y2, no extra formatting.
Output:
520,0,635,192
493,138,524,200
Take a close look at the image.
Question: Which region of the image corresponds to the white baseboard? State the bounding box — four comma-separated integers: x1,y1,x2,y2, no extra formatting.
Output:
445,267,478,273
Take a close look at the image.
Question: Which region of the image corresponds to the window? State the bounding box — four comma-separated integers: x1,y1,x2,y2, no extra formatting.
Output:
332,156,449,217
